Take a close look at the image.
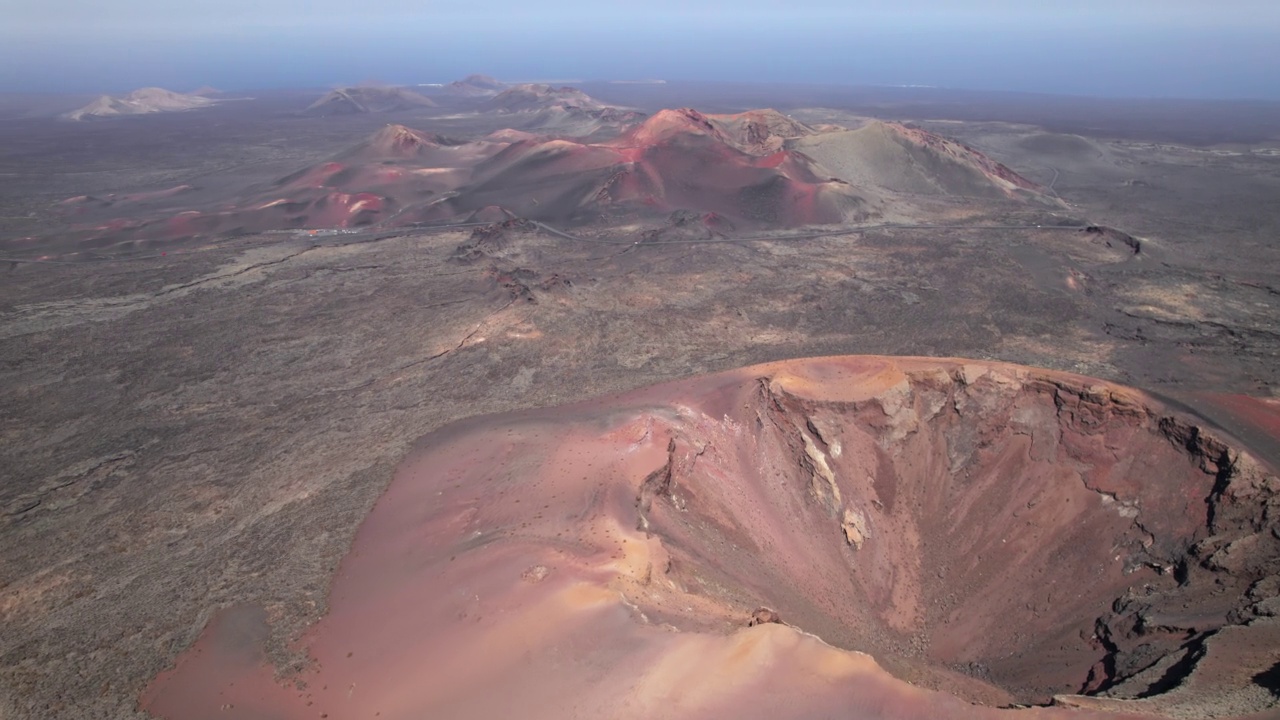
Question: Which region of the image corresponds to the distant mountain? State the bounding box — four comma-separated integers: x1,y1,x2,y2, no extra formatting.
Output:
48,110,1062,250
477,84,645,137
61,88,215,121
481,84,612,114
444,74,507,97
304,86,437,116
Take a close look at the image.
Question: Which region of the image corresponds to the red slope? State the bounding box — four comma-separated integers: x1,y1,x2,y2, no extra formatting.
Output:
59,115,862,247
613,108,732,147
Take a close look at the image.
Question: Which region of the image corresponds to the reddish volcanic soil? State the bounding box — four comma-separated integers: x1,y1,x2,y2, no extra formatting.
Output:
142,356,1280,720
35,107,1072,255
54,112,873,250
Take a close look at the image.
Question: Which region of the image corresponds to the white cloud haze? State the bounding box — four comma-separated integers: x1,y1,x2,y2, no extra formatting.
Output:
2,0,1277,97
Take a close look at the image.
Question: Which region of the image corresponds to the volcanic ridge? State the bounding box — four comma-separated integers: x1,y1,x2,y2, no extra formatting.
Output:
142,356,1280,720
36,108,1059,254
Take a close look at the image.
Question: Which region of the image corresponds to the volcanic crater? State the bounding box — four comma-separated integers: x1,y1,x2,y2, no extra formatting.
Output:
143,357,1280,720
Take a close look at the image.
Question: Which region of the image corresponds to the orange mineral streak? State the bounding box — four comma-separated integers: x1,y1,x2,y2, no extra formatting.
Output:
142,356,1262,720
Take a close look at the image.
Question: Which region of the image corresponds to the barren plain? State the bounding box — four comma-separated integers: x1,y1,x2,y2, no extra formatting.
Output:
1,83,1278,719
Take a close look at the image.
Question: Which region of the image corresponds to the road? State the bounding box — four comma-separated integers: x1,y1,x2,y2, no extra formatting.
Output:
531,220,1088,246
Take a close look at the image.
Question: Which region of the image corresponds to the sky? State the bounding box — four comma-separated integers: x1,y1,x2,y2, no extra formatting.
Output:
1,0,1278,99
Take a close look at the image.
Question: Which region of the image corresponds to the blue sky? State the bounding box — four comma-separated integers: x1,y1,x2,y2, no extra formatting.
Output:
2,0,1278,99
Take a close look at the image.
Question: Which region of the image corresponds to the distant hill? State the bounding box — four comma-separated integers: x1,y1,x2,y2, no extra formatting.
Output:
790,121,1057,204
478,84,645,136
339,124,452,160
304,86,437,116
61,88,215,121
481,84,612,114
445,74,507,97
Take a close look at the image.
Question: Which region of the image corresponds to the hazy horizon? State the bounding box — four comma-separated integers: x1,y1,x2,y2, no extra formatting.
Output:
3,0,1278,100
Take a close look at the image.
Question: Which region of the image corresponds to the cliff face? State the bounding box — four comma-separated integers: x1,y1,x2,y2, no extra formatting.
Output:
143,356,1280,720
